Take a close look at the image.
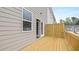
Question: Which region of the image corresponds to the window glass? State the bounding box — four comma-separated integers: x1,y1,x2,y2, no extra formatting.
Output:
23,9,32,21
23,8,32,31
23,21,31,31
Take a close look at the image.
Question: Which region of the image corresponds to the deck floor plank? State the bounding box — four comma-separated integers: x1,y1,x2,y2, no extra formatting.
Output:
21,36,72,51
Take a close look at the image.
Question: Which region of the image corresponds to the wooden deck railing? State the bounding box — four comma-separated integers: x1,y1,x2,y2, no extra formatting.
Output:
64,31,79,51
45,23,79,51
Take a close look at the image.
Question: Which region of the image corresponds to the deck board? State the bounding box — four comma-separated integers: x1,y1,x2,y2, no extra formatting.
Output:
21,36,72,51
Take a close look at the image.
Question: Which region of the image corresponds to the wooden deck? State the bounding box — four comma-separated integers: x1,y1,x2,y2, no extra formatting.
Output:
21,36,72,51
21,24,79,51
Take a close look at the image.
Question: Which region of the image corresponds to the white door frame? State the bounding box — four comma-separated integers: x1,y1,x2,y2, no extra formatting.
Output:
40,22,44,37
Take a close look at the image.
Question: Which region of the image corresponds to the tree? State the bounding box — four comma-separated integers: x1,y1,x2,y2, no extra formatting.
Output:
71,17,79,25
71,17,76,25
60,19,64,23
75,21,79,25
63,17,72,25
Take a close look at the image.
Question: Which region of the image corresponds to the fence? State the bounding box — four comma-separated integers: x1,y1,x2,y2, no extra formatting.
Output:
45,23,64,38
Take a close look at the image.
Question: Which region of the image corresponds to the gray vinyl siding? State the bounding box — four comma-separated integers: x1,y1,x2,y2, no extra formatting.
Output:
0,7,36,51
0,7,48,51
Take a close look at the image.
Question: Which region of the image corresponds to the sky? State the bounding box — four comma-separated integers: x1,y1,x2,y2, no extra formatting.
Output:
53,7,79,23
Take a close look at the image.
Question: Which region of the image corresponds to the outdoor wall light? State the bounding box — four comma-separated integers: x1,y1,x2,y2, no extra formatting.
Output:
40,12,43,15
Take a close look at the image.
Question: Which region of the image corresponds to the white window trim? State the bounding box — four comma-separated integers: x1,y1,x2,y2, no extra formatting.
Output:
22,8,33,32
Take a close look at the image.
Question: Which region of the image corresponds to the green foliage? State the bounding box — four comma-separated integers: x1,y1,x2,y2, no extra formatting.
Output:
75,21,79,25
62,17,79,25
63,17,72,25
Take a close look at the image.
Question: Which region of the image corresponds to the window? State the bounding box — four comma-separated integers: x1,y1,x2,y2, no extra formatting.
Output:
23,8,32,31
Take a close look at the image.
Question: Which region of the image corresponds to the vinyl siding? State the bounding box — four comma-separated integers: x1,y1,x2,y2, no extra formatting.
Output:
47,8,55,24
0,7,48,51
0,7,36,51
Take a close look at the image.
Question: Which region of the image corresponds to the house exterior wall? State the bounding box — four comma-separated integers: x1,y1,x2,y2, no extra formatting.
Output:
47,8,56,24
0,7,48,51
25,7,47,37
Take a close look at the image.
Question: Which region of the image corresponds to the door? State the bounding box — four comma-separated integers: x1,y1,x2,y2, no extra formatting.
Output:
36,19,40,38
